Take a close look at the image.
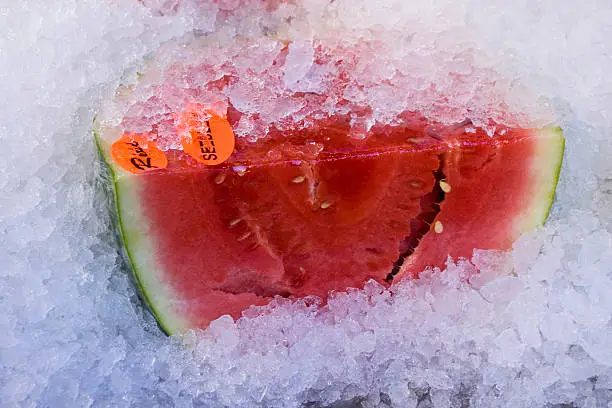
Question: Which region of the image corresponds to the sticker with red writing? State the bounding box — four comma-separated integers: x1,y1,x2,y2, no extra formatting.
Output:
111,132,168,174
177,104,235,166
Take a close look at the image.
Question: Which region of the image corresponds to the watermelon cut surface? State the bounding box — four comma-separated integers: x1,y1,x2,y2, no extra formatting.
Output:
95,115,564,335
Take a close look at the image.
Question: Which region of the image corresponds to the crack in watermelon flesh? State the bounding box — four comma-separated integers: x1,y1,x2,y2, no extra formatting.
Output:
95,114,564,334
388,155,446,281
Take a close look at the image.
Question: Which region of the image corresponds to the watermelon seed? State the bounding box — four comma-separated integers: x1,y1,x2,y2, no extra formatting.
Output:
214,173,226,184
439,180,451,193
434,221,444,233
320,201,332,209
237,231,252,241
409,180,424,188
291,175,306,184
228,218,242,227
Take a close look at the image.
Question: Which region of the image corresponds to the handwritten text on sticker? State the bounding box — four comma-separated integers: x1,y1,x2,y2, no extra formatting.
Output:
111,133,168,174
177,104,235,166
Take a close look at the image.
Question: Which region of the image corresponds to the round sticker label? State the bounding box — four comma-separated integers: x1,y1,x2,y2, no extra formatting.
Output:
177,104,235,166
111,132,168,174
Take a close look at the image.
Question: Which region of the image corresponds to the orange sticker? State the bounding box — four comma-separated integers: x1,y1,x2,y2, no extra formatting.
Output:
177,104,235,166
111,132,168,174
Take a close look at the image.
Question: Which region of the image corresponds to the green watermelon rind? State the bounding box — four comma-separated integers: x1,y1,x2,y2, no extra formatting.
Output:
94,126,188,335
514,126,565,234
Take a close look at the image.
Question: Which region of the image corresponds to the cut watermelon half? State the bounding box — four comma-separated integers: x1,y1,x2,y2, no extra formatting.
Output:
95,111,564,335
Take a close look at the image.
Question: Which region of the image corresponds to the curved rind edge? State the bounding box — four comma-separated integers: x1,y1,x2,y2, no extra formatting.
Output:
541,126,565,222
515,126,565,236
93,123,188,335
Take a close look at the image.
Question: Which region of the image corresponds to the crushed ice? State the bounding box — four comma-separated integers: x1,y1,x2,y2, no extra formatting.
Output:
2,0,612,407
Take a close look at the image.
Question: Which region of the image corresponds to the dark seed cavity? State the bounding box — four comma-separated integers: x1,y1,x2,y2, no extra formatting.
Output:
386,153,446,282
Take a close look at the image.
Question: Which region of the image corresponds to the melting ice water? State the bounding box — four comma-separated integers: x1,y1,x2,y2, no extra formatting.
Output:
2,0,612,407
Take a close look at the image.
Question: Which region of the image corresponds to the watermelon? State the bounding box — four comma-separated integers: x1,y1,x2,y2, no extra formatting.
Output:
95,111,564,335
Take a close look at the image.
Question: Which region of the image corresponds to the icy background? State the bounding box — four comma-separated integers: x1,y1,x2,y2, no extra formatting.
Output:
2,0,612,407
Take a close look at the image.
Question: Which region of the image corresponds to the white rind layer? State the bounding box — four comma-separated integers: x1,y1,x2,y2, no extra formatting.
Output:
94,122,189,335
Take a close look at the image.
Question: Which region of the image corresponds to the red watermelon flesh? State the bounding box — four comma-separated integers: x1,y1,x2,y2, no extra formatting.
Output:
95,114,564,334
398,124,564,278
137,118,442,328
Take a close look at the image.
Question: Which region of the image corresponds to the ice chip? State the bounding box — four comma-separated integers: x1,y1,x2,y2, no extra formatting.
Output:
579,327,612,366
283,41,315,92
479,276,524,303
491,328,525,366
386,382,417,407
